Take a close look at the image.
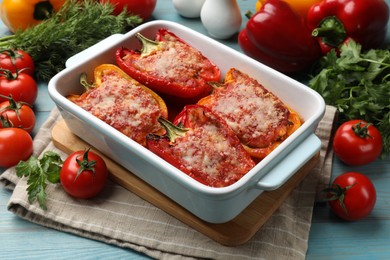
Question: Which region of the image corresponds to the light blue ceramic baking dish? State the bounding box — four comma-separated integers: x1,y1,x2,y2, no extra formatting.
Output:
48,20,325,223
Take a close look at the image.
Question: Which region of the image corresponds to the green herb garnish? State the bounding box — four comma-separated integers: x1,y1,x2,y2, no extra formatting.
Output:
16,151,63,210
309,40,390,156
0,0,142,81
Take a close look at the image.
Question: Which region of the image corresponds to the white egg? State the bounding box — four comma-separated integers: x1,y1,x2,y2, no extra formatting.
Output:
172,0,206,18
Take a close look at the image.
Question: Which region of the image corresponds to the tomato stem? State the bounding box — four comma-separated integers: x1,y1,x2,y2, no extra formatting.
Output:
0,94,31,109
0,115,13,128
323,183,356,216
74,148,97,182
352,122,373,139
0,68,18,80
0,94,30,121
0,95,22,121
0,49,21,63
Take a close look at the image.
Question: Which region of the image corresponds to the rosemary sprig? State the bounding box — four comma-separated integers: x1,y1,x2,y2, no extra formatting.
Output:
0,0,142,81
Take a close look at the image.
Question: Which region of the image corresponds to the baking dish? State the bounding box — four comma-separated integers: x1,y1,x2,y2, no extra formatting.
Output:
48,20,325,223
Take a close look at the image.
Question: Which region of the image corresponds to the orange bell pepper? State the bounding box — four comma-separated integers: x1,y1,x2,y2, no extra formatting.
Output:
198,68,302,160
0,0,65,33
68,64,169,146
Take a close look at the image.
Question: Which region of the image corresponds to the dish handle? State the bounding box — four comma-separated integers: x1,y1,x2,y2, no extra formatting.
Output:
254,134,321,191
65,34,124,68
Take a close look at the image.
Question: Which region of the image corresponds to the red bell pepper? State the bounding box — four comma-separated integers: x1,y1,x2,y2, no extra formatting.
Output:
238,0,322,74
146,105,256,188
307,0,389,54
116,29,221,101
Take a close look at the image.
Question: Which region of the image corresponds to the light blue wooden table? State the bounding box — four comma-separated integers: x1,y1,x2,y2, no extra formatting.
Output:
1,0,390,259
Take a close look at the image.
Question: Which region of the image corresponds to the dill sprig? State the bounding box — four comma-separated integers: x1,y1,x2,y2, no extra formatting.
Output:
0,0,142,81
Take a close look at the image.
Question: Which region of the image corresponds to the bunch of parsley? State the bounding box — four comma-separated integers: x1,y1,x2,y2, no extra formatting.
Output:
0,0,142,81
309,40,390,156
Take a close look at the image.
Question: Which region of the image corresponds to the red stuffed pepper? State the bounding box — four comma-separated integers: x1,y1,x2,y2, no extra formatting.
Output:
307,0,389,54
146,105,256,188
116,29,221,101
238,0,321,74
197,68,302,160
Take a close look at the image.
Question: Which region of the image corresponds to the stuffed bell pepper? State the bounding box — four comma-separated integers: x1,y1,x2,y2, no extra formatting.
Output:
146,105,256,188
68,64,168,146
115,29,221,101
198,68,302,160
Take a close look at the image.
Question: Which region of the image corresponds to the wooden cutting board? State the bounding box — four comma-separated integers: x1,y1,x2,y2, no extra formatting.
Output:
51,120,320,246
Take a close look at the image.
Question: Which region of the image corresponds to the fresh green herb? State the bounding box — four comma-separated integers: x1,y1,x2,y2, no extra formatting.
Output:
309,40,390,156
0,0,142,82
16,151,63,210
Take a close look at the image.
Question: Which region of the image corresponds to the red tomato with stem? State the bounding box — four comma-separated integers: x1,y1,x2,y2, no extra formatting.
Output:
0,49,35,77
60,149,108,199
0,127,33,167
333,120,383,166
101,0,157,20
0,70,38,105
326,172,376,221
0,97,36,133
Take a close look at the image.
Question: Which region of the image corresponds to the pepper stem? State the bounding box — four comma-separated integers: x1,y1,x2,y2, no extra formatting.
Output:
34,1,54,21
136,33,160,57
79,73,94,92
158,117,189,143
312,16,347,47
207,81,224,90
245,11,253,19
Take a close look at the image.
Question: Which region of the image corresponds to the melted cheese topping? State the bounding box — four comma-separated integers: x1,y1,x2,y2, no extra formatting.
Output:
207,70,289,148
133,34,213,87
170,107,255,187
72,70,163,146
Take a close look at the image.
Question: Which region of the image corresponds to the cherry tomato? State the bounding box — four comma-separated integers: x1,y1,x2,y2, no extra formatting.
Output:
0,49,35,77
326,172,376,221
0,98,36,133
60,149,108,199
0,127,33,167
101,0,157,20
0,71,38,105
333,120,383,166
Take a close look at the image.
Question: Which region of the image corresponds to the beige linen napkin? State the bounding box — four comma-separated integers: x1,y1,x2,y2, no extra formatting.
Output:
0,106,337,260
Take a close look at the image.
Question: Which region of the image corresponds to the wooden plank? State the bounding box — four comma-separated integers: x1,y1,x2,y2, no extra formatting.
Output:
52,120,319,246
